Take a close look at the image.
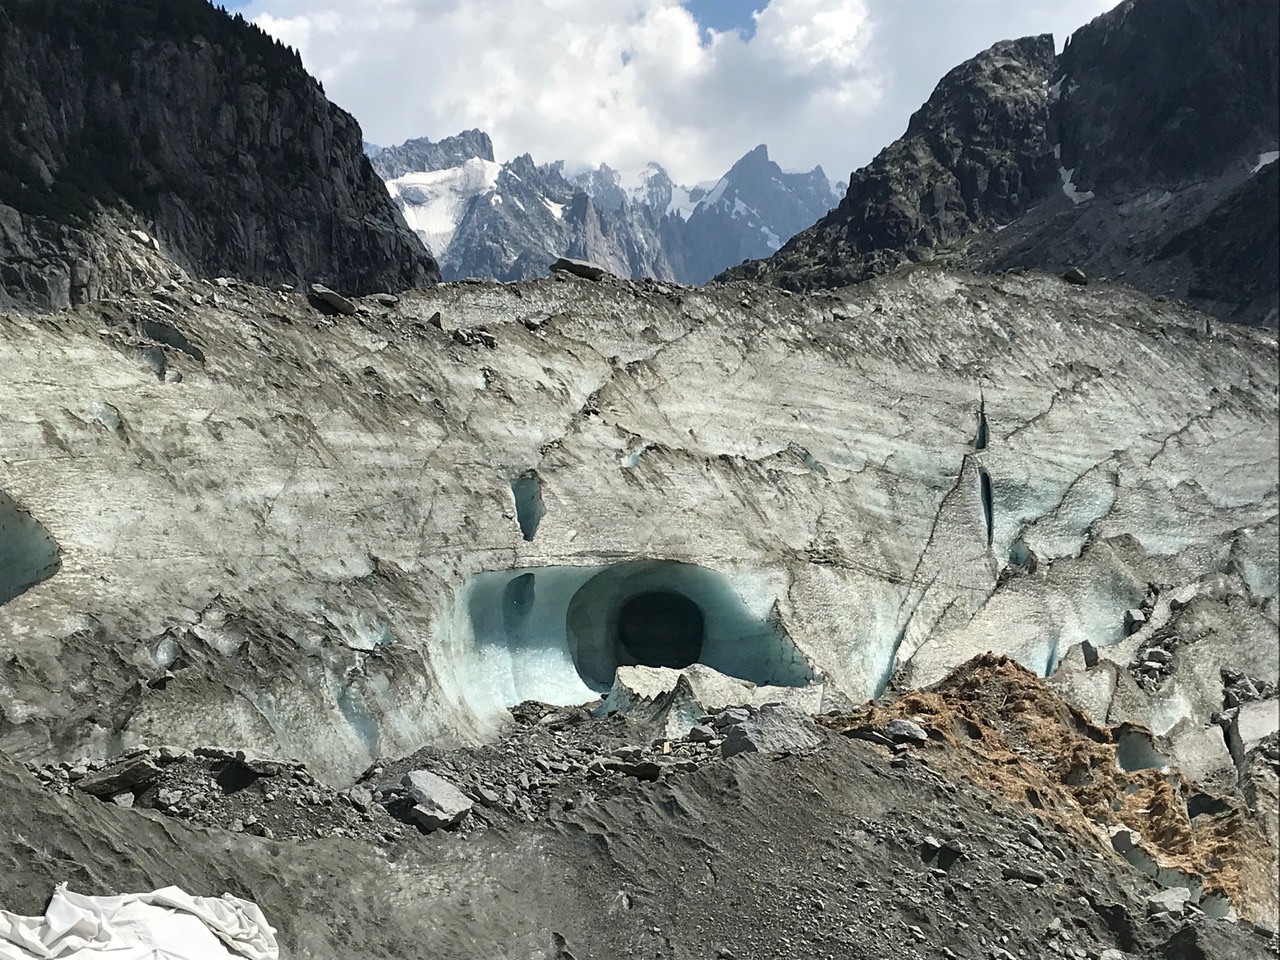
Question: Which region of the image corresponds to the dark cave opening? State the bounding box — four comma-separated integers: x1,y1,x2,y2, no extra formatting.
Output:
979,467,994,547
616,590,705,669
458,561,819,706
511,472,545,542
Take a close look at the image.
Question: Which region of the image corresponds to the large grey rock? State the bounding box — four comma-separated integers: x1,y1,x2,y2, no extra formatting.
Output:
75,756,161,797
600,664,823,719
402,771,472,830
550,258,609,281
886,719,929,744
310,284,357,316
1147,886,1193,918
720,704,823,759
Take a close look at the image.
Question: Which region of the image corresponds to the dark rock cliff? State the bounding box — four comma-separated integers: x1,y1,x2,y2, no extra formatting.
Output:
722,0,1279,326
722,36,1059,291
1055,0,1279,193
0,0,438,311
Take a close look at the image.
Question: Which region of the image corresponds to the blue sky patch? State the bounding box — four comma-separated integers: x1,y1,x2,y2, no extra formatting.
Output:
683,0,760,41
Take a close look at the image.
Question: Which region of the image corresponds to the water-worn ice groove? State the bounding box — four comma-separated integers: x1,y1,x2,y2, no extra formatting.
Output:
0,266,1275,786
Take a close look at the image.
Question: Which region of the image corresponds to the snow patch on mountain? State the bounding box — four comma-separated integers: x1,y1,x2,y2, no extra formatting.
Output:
1059,166,1094,205
385,158,501,257
702,177,730,208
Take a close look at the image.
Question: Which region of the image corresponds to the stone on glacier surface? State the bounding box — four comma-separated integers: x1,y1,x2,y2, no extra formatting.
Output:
550,257,608,281
402,770,472,830
309,283,357,315
720,703,823,759
0,265,1275,784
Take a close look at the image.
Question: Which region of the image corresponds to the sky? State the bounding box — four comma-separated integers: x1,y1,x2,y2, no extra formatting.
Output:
226,0,1123,186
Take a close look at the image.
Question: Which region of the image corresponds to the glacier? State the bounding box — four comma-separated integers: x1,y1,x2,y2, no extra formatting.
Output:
0,266,1275,786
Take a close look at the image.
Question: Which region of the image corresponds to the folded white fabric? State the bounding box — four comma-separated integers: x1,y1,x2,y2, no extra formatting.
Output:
0,884,278,960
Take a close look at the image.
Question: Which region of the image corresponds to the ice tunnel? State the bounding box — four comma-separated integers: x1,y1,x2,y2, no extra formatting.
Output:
444,560,818,721
0,491,61,606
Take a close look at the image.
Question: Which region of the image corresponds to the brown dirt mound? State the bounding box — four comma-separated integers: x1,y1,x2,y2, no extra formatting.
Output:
820,653,1270,919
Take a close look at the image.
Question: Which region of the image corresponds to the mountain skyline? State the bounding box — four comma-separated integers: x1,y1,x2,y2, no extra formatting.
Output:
370,130,844,283
232,0,1123,186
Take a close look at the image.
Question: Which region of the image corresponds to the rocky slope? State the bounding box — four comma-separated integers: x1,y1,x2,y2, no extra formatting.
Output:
377,134,842,283
723,0,1279,328
4,656,1277,959
0,0,438,312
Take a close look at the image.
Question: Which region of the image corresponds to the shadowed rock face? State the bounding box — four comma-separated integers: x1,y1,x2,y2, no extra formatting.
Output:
0,0,439,311
721,34,1060,291
722,0,1279,327
1055,0,1280,193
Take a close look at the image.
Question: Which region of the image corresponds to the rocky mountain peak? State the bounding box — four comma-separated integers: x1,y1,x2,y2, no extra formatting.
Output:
903,34,1056,142
377,134,842,284
0,0,438,310
369,128,494,179
720,0,1278,327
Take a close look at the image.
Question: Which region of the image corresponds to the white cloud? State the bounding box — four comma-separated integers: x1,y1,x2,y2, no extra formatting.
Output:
245,0,1122,185
247,0,880,183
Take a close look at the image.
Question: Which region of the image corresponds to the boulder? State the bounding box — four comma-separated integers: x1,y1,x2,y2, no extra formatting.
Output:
75,756,161,797
309,284,357,315
720,704,823,759
1123,608,1147,635
1062,267,1088,285
886,719,929,743
550,258,609,281
1147,886,1193,918
402,770,472,830
601,664,823,721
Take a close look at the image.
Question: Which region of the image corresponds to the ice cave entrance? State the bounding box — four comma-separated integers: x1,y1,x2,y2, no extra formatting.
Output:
448,560,817,718
616,591,704,669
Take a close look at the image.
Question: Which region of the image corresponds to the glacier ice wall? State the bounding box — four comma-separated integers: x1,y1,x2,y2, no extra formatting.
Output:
0,266,1275,783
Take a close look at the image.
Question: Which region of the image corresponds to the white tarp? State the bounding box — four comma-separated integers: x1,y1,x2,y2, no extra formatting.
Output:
0,885,278,960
